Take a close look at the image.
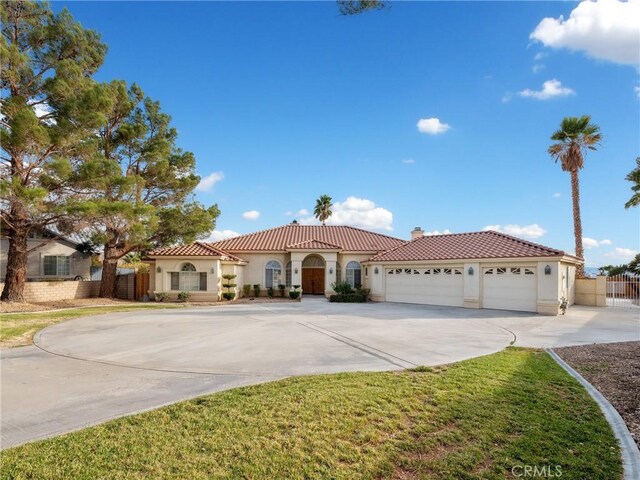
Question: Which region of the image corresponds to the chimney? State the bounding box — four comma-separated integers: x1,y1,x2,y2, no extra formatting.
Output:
411,227,424,240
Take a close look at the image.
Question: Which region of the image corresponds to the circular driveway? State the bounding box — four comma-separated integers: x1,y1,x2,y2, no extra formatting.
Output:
34,298,519,375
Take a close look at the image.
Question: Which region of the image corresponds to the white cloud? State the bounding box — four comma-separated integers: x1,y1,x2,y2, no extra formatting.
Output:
502,92,513,103
402,159,416,164
532,64,546,73
530,0,640,67
518,79,575,100
205,229,240,242
553,192,561,198
242,210,260,220
299,196,393,231
424,229,452,236
298,209,309,216
604,247,638,261
534,52,548,61
483,224,547,239
583,237,600,249
635,85,640,98
583,237,614,249
417,117,451,135
196,171,224,192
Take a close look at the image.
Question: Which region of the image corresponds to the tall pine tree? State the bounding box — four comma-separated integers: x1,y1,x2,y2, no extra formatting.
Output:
1,1,107,301
72,81,219,298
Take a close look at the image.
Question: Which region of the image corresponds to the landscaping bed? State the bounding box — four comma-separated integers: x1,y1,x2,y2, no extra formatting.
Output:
554,341,640,447
0,298,140,314
1,349,622,479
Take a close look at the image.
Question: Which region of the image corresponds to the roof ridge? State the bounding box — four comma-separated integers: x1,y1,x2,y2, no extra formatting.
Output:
482,230,566,255
287,238,342,248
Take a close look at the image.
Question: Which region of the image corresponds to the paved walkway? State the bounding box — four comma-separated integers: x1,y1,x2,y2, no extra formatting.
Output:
2,298,638,449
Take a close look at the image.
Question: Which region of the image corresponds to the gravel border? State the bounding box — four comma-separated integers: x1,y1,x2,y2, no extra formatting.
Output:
547,348,640,480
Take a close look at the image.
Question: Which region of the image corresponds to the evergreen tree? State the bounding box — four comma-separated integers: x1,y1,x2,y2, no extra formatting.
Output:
72,81,219,298
1,1,107,301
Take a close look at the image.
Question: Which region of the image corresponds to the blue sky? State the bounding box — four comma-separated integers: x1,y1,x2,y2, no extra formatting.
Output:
56,1,639,267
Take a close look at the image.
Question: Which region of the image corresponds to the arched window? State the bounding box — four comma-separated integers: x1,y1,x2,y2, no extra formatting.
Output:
286,261,292,286
265,260,282,289
171,262,206,291
346,261,362,288
335,262,342,283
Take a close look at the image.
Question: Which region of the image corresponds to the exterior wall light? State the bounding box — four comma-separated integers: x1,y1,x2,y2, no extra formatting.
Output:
374,267,379,275
329,267,333,274
544,265,552,275
210,267,216,274
156,266,162,273
294,267,298,274
468,266,474,275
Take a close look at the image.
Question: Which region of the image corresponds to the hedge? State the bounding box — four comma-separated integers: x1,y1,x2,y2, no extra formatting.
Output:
328,293,368,303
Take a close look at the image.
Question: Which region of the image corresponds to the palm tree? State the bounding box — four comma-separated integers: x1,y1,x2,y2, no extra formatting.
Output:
314,195,333,225
624,157,640,209
548,115,602,278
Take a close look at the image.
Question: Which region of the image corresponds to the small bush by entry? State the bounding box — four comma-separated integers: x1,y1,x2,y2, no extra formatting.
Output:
329,293,368,303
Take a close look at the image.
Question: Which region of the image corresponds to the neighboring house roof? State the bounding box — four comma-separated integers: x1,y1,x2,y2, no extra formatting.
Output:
149,241,246,262
286,239,343,250
368,230,577,263
210,224,406,252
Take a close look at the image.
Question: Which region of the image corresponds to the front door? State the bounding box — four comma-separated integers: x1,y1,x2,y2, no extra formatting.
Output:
302,268,325,294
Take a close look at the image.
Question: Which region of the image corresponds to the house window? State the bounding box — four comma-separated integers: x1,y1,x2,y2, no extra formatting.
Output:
346,261,362,288
265,260,282,288
170,263,207,291
44,255,70,276
336,262,342,283
286,261,292,286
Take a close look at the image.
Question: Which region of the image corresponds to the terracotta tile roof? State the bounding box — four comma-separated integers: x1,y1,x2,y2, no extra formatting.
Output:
287,239,343,250
210,224,405,252
368,231,574,262
149,241,245,262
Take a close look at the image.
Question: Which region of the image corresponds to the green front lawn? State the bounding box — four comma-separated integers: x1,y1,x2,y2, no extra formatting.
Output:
0,304,184,348
1,348,621,479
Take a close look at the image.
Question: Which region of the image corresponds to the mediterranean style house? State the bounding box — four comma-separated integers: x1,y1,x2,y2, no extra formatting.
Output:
148,222,581,315
0,229,92,281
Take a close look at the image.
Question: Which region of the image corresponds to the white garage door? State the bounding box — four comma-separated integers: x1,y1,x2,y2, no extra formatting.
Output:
385,267,464,307
482,266,537,312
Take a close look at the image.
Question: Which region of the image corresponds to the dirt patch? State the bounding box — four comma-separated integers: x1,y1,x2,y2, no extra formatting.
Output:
0,298,139,314
554,341,640,447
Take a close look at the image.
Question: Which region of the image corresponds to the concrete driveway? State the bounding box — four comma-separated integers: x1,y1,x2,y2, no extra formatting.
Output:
2,297,638,449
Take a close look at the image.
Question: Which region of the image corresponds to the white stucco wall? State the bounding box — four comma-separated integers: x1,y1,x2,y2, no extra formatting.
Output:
0,237,91,280
373,258,576,315
152,257,221,301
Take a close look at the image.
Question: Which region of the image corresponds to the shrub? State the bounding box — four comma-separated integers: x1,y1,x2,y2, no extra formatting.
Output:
154,291,168,302
253,284,261,297
289,290,301,300
243,284,251,297
267,287,274,298
177,291,190,302
329,293,367,303
278,284,285,297
222,274,237,302
331,281,353,295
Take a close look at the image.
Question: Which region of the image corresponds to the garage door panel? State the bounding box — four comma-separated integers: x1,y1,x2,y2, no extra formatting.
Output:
482,267,537,312
385,268,464,307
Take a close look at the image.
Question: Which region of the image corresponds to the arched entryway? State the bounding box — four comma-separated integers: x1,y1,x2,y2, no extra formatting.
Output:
302,255,325,295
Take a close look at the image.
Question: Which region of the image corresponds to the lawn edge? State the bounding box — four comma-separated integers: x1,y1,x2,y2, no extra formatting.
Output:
546,348,640,480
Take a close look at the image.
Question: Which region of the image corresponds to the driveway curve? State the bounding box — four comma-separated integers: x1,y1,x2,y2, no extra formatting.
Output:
33,299,514,375
3,298,638,449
